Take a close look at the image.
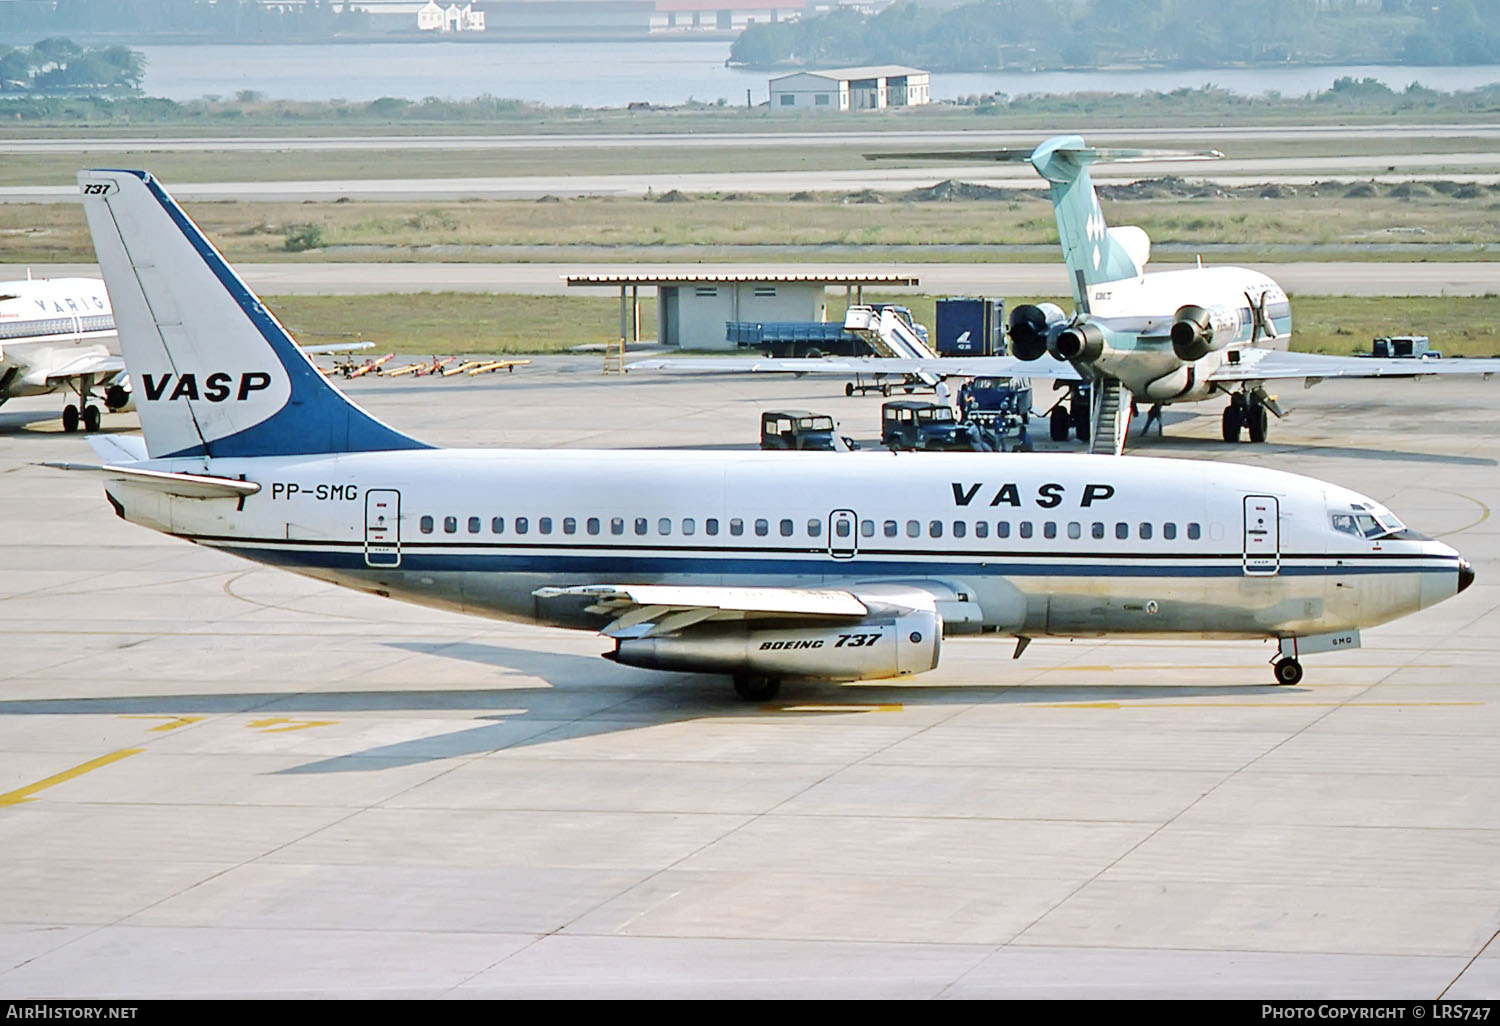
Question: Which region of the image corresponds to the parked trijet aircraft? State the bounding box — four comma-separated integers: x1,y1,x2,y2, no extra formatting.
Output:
632,135,1500,456
58,169,1474,700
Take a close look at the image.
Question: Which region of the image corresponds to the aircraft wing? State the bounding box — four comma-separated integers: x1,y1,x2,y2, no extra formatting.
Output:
534,583,871,638
34,351,125,385
627,355,1082,381
1209,349,1500,384
300,341,375,355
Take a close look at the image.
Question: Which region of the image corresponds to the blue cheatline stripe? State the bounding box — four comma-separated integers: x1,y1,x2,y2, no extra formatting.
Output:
114,170,430,459
200,541,1454,580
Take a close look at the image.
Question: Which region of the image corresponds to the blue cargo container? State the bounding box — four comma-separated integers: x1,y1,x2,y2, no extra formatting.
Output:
935,297,1005,356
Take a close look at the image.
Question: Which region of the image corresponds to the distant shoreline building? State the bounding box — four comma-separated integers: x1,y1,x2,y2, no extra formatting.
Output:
416,1,487,31
343,0,806,36
769,65,930,113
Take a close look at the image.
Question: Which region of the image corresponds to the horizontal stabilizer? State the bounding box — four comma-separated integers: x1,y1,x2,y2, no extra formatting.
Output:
44,460,260,499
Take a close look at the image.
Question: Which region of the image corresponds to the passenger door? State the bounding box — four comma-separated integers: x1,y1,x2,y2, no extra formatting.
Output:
364,489,401,568
1243,495,1280,576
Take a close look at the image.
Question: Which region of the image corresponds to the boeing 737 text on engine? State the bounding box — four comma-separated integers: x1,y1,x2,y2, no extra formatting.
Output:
60,169,1475,700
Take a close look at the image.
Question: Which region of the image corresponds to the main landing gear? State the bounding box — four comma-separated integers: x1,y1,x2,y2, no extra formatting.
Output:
1047,386,1091,443
733,673,782,702
1222,390,1273,444
62,402,102,434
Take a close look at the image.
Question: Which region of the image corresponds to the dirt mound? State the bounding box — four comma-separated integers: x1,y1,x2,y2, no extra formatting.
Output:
900,179,1019,202
840,189,884,204
1388,182,1433,199
1097,176,1221,200
655,189,691,203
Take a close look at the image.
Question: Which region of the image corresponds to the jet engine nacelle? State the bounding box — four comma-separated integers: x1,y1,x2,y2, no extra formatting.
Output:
1053,321,1107,363
608,609,942,682
1170,304,1243,362
1007,303,1067,362
105,377,134,413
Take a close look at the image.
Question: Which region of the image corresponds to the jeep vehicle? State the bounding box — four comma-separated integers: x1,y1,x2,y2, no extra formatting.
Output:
760,410,856,451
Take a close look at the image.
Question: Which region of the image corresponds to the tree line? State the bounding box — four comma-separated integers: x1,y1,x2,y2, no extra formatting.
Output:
0,38,144,92
0,0,370,40
730,0,1500,70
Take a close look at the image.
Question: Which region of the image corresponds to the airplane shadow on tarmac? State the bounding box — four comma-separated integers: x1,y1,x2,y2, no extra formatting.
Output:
0,640,1309,775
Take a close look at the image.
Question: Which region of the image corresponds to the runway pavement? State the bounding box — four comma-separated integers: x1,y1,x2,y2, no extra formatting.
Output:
5,122,1500,152
6,147,1500,204
8,260,1500,297
1,358,1498,997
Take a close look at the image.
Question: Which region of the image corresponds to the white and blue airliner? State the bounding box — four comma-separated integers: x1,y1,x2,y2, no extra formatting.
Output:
63,169,1474,700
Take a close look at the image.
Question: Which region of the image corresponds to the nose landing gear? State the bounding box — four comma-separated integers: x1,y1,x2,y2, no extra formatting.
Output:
1272,657,1304,686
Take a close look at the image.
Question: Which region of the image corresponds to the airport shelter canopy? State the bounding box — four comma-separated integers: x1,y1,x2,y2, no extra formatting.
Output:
565,273,921,349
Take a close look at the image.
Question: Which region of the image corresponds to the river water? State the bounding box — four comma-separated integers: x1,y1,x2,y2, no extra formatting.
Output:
133,39,1500,108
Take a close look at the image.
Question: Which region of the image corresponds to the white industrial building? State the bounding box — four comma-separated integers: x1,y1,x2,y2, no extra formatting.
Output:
769,65,930,113
567,272,919,349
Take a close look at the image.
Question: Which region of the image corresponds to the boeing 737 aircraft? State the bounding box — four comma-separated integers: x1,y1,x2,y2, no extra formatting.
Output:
0,273,370,433
0,275,130,432
634,135,1500,456
61,169,1474,700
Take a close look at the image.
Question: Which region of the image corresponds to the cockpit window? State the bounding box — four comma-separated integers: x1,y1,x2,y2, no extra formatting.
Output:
1331,504,1404,539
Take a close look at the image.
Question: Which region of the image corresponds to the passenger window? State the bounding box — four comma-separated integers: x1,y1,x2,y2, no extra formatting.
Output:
420,515,434,534
468,516,481,534
1187,523,1201,540
1019,522,1033,539
1043,522,1057,539
730,518,744,536
706,518,719,536
1139,522,1152,540
611,517,624,535
444,516,457,534
884,520,898,538
586,517,600,535
929,520,943,538
906,520,920,538
1092,522,1105,540
659,517,672,535
1115,522,1129,540
780,518,794,537
861,519,874,537
682,518,695,535
755,519,769,537
1163,522,1177,540
516,517,528,534
1067,522,1081,540
997,521,1010,539
834,519,850,538
563,518,576,535
635,517,648,535
539,517,552,535
491,517,504,534
974,522,988,539
953,521,966,538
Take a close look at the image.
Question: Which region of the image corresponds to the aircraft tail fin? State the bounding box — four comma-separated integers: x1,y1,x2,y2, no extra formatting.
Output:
1029,135,1151,308
77,170,429,460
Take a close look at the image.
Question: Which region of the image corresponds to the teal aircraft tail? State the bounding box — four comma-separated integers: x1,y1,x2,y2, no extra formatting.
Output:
1028,135,1151,310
